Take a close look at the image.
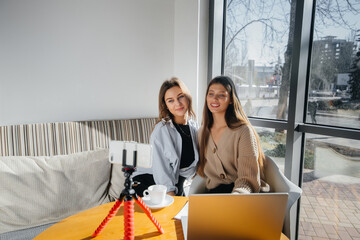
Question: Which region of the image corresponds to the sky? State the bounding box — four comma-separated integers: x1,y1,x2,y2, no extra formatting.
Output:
226,0,360,67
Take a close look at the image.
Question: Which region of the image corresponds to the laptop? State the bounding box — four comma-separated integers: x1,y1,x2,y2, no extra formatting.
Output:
183,193,288,240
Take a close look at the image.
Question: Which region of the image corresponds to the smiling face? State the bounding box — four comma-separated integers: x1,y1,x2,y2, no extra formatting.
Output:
206,83,231,115
164,86,189,124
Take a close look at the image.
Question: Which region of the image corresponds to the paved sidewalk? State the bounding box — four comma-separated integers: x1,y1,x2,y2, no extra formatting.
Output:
298,170,360,240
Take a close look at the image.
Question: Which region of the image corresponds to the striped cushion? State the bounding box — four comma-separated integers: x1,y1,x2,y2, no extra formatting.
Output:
0,118,157,157
0,118,157,234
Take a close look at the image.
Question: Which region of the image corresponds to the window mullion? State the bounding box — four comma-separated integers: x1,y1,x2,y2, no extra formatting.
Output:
284,0,314,239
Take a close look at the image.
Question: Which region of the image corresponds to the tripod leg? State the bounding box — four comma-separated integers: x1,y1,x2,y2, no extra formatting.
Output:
134,196,164,234
91,198,124,237
123,200,135,240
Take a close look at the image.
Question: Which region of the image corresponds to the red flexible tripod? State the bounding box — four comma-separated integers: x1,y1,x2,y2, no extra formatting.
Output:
91,167,164,240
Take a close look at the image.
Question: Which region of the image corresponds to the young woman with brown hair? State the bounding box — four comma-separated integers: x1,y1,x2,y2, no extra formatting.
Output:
133,77,199,196
198,76,269,194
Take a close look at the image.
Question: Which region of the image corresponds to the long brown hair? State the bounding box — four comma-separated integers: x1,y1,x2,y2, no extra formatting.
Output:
198,76,265,178
157,77,196,123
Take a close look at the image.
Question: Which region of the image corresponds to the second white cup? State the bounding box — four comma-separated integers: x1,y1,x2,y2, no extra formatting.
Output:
143,184,167,205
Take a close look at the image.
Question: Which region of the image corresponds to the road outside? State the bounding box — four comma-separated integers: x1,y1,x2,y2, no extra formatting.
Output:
243,99,360,129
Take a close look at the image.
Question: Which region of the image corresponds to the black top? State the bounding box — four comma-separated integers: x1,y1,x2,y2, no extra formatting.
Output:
174,123,195,169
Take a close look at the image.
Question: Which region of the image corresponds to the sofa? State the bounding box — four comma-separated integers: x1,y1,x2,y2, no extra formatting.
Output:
0,118,157,240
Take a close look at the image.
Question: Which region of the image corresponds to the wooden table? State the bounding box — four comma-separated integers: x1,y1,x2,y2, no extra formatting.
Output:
34,196,289,240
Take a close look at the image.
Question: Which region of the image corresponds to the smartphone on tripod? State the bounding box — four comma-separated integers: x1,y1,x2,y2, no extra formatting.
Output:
109,141,152,168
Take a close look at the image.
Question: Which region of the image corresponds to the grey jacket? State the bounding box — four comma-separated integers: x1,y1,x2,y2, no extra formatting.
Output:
133,119,199,193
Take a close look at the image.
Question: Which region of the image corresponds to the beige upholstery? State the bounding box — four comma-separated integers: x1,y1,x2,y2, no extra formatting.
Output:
0,149,111,234
0,118,157,157
0,118,157,239
109,164,126,201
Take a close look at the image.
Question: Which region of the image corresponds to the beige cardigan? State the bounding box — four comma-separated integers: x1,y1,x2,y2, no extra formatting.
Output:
200,124,269,193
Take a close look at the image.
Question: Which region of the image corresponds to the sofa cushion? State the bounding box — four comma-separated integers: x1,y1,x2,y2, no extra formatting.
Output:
0,222,55,240
109,164,125,201
0,149,111,234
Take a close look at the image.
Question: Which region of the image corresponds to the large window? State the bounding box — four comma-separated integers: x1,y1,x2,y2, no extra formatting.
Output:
211,0,360,239
225,0,291,120
256,126,287,172
299,1,360,239
307,1,360,129
300,135,360,239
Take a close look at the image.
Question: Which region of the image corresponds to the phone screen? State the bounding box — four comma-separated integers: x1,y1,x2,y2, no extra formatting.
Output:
109,141,152,168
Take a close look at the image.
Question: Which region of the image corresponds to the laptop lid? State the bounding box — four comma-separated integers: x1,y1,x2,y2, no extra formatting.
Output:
187,193,288,240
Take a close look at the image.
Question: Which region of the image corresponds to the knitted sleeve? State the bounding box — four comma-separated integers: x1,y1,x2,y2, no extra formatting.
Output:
233,125,261,194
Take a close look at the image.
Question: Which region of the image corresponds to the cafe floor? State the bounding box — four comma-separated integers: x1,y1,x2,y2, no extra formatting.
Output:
298,169,360,240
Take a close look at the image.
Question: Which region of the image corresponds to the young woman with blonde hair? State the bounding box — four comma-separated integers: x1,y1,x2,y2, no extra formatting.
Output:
133,77,199,196
198,76,269,194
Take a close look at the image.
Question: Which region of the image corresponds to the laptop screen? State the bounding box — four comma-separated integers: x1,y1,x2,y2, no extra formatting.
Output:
186,193,288,240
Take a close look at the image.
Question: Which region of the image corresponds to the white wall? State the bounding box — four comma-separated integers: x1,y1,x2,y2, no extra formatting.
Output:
0,0,208,126
198,0,210,122
174,0,209,121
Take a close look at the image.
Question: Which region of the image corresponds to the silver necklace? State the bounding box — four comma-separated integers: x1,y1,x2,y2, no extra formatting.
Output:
175,123,191,138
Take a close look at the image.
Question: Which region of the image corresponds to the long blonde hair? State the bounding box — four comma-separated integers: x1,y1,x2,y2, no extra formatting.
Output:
157,77,196,123
198,76,265,178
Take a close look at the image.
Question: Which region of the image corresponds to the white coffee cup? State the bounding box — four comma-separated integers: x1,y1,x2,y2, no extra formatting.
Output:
143,185,167,205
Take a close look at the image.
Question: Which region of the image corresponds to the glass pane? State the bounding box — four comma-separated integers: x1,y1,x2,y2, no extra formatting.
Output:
307,1,360,129
299,134,360,239
225,0,292,120
256,127,286,173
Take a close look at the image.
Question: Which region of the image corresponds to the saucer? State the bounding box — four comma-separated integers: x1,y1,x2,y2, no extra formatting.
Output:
141,195,174,209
